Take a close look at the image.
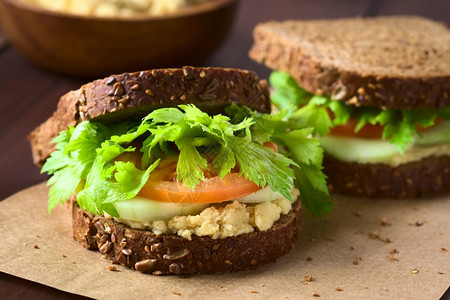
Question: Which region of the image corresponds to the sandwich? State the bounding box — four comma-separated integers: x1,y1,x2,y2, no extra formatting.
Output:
29,67,332,275
249,16,450,198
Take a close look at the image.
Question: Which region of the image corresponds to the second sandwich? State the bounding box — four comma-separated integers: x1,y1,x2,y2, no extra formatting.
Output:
250,16,450,198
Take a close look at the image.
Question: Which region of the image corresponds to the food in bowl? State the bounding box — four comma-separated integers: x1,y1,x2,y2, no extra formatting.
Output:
22,0,212,17
0,0,238,76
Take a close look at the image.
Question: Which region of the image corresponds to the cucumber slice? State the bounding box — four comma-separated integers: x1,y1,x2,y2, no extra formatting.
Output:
321,121,450,164
235,185,284,203
320,136,400,163
416,121,450,146
113,197,209,222
112,185,291,222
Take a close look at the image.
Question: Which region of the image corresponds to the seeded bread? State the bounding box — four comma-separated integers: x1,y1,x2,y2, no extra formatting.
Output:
249,16,450,109
29,90,80,168
324,154,450,198
71,198,302,275
29,67,271,167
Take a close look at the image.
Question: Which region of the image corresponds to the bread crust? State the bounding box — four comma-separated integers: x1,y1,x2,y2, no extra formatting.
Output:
249,17,450,110
29,90,80,167
324,154,450,198
72,199,302,275
30,67,271,167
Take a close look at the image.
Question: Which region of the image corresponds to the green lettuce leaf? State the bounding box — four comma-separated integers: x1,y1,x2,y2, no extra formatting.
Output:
176,137,208,188
293,165,333,217
354,107,379,132
114,160,160,198
291,97,333,137
226,104,333,216
46,104,325,216
270,71,311,109
42,122,110,212
271,71,450,153
212,147,236,178
230,136,295,201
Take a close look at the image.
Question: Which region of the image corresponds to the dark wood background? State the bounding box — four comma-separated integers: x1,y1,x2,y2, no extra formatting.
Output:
0,0,448,298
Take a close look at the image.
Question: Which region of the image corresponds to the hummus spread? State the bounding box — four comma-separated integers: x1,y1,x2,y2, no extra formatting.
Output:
115,189,299,240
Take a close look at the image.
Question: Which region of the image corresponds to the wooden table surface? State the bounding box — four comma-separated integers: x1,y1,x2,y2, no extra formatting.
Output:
0,0,448,298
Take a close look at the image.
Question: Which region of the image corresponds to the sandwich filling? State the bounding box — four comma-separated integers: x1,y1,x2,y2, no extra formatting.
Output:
43,103,332,239
113,188,299,240
270,71,450,165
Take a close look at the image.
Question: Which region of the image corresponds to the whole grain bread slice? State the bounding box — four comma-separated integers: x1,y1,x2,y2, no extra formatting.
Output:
324,154,450,198
29,67,271,167
72,198,301,275
249,16,450,109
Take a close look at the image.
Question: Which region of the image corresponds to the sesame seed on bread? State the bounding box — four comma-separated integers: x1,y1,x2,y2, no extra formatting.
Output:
249,16,450,109
72,197,301,275
29,67,271,167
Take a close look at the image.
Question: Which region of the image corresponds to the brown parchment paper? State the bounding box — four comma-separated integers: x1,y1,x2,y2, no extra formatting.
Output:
0,182,449,299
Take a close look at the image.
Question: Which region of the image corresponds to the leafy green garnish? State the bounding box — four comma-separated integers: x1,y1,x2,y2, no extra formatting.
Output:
269,71,311,109
141,105,288,191
226,105,333,216
43,104,332,217
230,136,295,201
42,122,110,212
270,71,450,153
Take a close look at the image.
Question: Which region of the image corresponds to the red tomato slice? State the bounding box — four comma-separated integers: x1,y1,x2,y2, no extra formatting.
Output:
115,151,264,204
137,155,261,203
139,172,261,204
329,118,384,139
329,116,443,140
263,141,278,153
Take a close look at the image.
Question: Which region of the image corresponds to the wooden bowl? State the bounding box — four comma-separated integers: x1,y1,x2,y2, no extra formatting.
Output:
0,0,238,77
